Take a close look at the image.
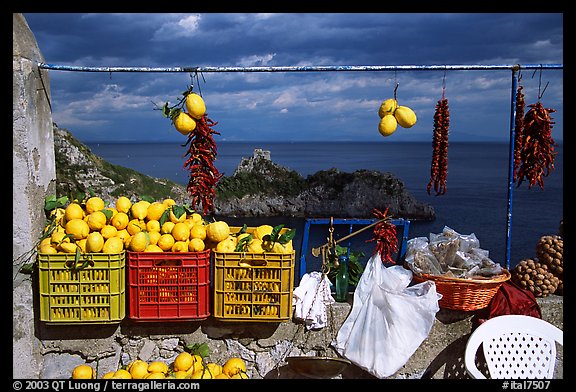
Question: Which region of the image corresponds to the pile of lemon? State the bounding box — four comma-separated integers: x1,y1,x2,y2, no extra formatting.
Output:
207,223,294,254
377,98,417,137
72,354,249,379
37,196,208,254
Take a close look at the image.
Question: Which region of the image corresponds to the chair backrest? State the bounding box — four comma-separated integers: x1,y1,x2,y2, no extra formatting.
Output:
464,314,563,379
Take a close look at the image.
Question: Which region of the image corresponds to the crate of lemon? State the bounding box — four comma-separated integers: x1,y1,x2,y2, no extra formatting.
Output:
37,197,127,324
211,223,296,322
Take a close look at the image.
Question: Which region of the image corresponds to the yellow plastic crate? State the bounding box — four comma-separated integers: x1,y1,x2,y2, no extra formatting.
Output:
37,251,126,324
213,226,295,322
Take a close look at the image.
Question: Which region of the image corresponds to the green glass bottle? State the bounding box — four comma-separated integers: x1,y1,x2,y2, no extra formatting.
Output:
335,255,349,302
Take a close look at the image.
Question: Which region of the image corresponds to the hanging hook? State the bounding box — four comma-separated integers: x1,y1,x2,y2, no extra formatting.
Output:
393,82,399,101
442,66,447,99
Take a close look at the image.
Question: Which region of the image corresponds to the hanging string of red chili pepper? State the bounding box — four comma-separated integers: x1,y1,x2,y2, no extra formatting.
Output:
366,208,398,264
513,75,526,183
514,69,557,189
427,71,450,195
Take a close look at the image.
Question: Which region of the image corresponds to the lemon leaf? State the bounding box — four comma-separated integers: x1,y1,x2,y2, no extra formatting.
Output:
171,205,186,220
101,209,113,220
159,209,170,226
186,343,210,358
235,234,252,252
278,229,296,244
140,195,155,203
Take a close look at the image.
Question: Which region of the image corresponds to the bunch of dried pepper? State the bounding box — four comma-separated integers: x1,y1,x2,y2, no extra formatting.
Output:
427,96,450,195
366,208,398,264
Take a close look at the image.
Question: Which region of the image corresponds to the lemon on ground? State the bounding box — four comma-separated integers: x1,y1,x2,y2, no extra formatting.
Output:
173,352,194,372
206,221,230,243
157,234,175,252
146,202,166,222
128,360,150,379
230,372,248,379
190,369,213,379
85,196,105,215
146,219,161,233
171,241,188,252
127,219,145,236
254,225,273,240
131,201,149,220
188,238,205,252
65,219,90,240
65,203,85,221
174,371,189,379
115,196,132,214
146,372,166,379
215,373,230,379
72,364,95,379
161,221,175,234
205,363,222,377
172,222,191,242
129,231,149,252
222,357,247,377
101,224,118,239
190,225,207,240
86,231,105,253
111,212,129,230
185,92,207,120
148,230,161,245
144,244,163,252
103,237,124,253
113,369,132,379
378,114,398,137
186,356,204,375
378,98,398,118
148,361,169,374
394,105,417,128
87,211,107,231
173,111,197,135
101,371,115,379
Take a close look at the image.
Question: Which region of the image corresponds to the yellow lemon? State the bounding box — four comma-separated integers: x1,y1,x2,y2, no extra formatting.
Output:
101,224,118,240
230,372,248,379
104,207,118,221
103,237,124,253
129,231,149,252
222,357,247,377
173,352,194,372
116,229,130,243
65,203,85,221
85,196,105,215
183,218,195,231
127,219,145,235
185,92,207,120
101,371,115,379
51,231,70,246
378,98,398,118
190,369,213,379
39,237,52,248
148,230,161,245
162,198,176,208
146,372,166,379
206,221,230,243
76,239,87,253
188,238,205,252
131,201,149,220
173,371,189,379
87,211,107,231
128,360,150,379
148,361,169,374
65,219,90,240
146,202,166,221
169,208,187,224
157,234,175,252
173,111,197,135
378,114,398,137
204,363,222,377
59,242,79,253
144,244,163,252
86,231,105,253
190,225,207,240
161,221,175,234
72,364,95,379
216,236,237,253
394,105,417,128
39,244,58,254
171,241,188,252
215,373,230,379
172,222,191,242
113,369,132,379
190,212,203,224
49,207,66,225
146,219,161,233
111,212,129,230
186,356,204,375
247,238,265,254
254,225,273,240
115,196,132,214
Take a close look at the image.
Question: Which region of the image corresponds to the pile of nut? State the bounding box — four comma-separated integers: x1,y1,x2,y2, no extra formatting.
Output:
511,231,563,297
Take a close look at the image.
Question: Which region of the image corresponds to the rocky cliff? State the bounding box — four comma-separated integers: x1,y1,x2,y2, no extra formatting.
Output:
54,125,435,220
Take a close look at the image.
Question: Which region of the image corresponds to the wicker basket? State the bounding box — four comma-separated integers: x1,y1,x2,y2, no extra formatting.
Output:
412,269,511,311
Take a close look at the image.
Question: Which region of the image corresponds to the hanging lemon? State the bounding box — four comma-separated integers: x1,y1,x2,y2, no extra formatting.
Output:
394,106,417,128
173,111,197,135
185,93,207,120
378,98,398,118
378,114,398,137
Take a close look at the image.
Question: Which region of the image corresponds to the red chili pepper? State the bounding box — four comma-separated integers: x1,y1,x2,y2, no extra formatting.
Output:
366,208,399,264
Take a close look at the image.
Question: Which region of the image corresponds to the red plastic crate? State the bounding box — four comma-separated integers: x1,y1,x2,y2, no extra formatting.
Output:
127,250,210,321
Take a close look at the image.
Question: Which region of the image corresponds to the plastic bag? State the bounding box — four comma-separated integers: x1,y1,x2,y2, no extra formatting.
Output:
293,271,334,330
333,254,441,378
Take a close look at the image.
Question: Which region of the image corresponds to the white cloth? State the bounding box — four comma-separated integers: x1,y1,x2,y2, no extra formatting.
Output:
292,271,335,330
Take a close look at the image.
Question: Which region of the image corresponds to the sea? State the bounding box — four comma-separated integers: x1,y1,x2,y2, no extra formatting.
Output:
86,141,563,278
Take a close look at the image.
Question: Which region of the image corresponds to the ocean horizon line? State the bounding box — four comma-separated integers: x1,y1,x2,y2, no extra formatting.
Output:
83,139,561,145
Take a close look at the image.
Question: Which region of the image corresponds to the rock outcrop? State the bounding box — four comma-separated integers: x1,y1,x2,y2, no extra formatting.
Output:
54,127,435,220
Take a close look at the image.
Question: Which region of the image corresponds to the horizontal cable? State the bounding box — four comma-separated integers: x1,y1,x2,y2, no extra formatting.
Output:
37,63,563,73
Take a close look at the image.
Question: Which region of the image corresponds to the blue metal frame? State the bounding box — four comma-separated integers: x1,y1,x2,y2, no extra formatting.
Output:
298,218,410,280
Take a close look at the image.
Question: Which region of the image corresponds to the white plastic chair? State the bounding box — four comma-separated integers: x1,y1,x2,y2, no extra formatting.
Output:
464,315,563,379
